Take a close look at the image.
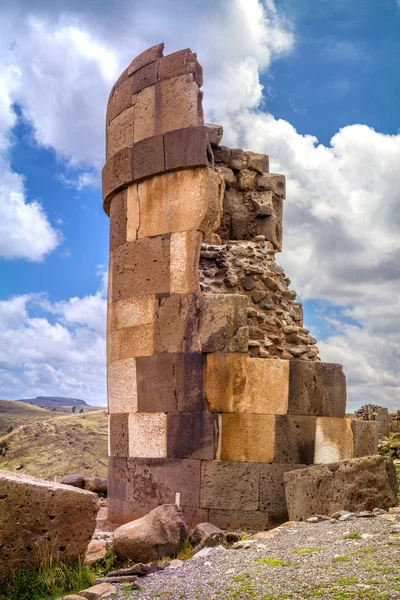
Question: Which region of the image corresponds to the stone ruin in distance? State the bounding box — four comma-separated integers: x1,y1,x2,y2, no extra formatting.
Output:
103,43,378,529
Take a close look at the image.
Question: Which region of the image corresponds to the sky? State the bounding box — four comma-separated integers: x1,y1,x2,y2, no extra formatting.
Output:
0,0,399,410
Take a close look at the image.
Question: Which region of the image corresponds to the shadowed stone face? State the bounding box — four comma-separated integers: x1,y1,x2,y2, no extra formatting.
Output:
104,44,376,531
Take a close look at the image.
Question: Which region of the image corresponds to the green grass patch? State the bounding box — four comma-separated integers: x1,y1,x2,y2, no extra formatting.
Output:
256,557,293,567
343,532,362,540
332,556,349,563
294,547,325,555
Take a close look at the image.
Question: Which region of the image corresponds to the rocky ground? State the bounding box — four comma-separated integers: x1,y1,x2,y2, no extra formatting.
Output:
108,511,400,600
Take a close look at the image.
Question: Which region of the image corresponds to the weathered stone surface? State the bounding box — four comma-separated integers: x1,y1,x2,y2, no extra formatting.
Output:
85,539,107,564
113,504,188,562
198,294,248,353
206,123,223,146
136,352,203,412
107,76,134,125
167,412,218,460
164,126,212,171
109,189,127,251
259,463,306,516
284,456,398,521
131,60,159,96
78,582,116,599
133,84,157,142
128,413,167,458
0,471,99,580
200,461,259,510
107,106,135,160
132,134,165,182
84,478,108,494
204,353,289,414
136,168,223,238
258,173,286,197
189,522,223,547
102,146,134,212
288,362,346,418
351,420,379,457
245,151,269,173
61,473,85,488
170,230,201,294
158,48,201,84
275,415,316,464
159,74,202,133
111,237,170,301
208,509,269,531
109,413,129,457
108,358,137,413
107,322,154,361
219,413,275,463
314,417,354,464
154,294,200,353
126,185,139,241
128,43,164,76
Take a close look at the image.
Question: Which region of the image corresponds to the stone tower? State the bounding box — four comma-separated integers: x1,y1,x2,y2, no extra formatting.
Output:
103,44,378,529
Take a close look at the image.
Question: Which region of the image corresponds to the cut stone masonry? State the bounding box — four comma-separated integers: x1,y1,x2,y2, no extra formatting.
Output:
104,44,378,530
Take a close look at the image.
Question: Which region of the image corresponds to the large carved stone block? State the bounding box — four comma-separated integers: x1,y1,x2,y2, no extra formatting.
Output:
314,417,354,464
274,415,316,464
159,74,202,133
128,413,168,458
204,353,289,414
198,295,248,353
207,509,269,531
259,463,306,515
167,412,218,459
107,76,134,125
133,84,157,143
109,413,129,457
107,105,135,160
132,134,165,181
154,294,200,353
200,461,259,510
108,358,137,413
164,126,211,171
170,230,202,294
158,48,202,85
109,189,127,251
351,420,379,457
288,361,346,418
131,60,159,95
218,413,275,462
128,43,164,76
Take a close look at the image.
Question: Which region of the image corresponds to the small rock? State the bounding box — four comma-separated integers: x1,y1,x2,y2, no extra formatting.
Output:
85,539,107,564
84,477,107,494
361,533,374,539
357,511,376,518
373,508,388,514
61,474,85,489
167,559,184,569
242,278,256,291
332,510,351,519
390,524,400,534
306,517,319,523
78,582,116,599
192,545,226,560
339,513,357,522
225,532,242,544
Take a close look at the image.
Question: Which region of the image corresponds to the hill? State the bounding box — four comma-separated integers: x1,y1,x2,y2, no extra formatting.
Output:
0,400,58,436
17,396,88,407
0,410,108,480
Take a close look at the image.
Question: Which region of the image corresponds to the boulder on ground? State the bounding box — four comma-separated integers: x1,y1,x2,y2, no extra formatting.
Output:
0,470,100,581
85,539,107,563
113,504,188,563
84,477,107,494
78,582,116,599
284,455,398,522
61,473,86,488
189,522,225,552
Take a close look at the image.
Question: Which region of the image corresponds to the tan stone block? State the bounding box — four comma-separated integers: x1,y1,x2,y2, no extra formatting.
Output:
107,106,135,160
126,185,139,242
200,461,259,510
218,413,275,462
198,294,248,352
109,296,155,330
107,253,113,307
111,237,170,301
128,413,167,458
109,189,127,251
107,76,134,125
351,420,379,457
258,173,286,197
154,294,200,353
109,413,129,457
107,323,154,362
314,417,354,464
204,353,289,414
136,168,223,238
108,358,138,414
170,230,201,294
133,84,157,143
159,73,203,133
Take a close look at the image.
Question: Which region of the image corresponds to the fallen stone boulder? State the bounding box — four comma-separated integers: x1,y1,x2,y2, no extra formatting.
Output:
0,470,100,581
189,522,223,547
113,504,188,563
84,477,107,494
61,473,86,489
284,455,398,522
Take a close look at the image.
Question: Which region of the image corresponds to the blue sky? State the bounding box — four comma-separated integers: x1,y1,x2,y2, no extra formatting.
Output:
0,0,399,409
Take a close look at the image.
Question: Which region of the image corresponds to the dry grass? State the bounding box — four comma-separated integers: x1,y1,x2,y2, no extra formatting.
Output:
0,410,108,480
0,400,58,435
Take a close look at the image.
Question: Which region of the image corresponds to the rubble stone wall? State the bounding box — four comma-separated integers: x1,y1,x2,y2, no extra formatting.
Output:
104,44,379,530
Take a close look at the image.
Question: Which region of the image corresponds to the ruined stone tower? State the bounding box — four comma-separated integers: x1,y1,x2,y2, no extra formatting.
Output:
103,44,378,529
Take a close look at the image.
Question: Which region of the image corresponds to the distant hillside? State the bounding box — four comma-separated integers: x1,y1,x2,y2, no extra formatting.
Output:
0,400,55,436
17,396,88,407
0,410,108,479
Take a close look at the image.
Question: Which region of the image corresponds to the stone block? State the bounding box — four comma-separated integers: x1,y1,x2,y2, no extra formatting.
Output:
128,413,167,458
136,352,203,412
284,455,398,521
205,123,223,146
351,420,379,457
107,76,134,125
274,415,316,464
203,353,289,414
133,84,157,143
213,145,230,164
154,294,200,353
132,134,165,182
159,74,202,134
107,105,135,160
128,43,164,76
108,456,127,500
107,323,154,362
131,60,159,95
245,151,269,173
111,237,170,301
170,230,202,294
108,358,137,413
208,509,269,531
314,417,354,464
200,460,259,510
102,146,134,213
0,471,99,581
288,361,346,418
237,169,258,191
181,507,209,529
257,213,282,251
109,189,127,251
125,457,201,509
167,412,218,460
109,413,129,457
109,295,155,330
259,463,306,515
164,126,212,171
219,413,275,462
198,294,248,352
136,167,224,239
126,185,139,241
158,48,202,85
258,173,286,197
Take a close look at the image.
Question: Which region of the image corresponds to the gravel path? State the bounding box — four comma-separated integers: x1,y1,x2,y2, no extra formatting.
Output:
113,513,400,600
